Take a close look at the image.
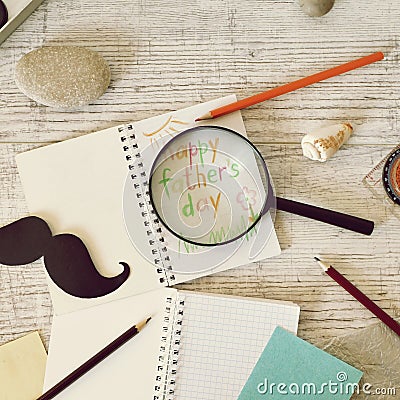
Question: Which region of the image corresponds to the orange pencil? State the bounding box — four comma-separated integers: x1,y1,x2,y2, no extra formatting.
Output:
196,52,384,121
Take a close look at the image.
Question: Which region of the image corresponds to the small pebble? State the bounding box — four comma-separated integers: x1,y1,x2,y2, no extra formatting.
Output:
0,0,8,29
15,46,111,109
299,0,335,17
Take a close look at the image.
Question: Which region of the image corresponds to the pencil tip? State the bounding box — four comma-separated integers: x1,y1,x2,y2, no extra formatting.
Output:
314,257,329,272
136,317,152,331
195,112,212,121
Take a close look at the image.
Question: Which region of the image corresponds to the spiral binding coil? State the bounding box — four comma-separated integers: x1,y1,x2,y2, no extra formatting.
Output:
119,124,175,285
153,294,185,400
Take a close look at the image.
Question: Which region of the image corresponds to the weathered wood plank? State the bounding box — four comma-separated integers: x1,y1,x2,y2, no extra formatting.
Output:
0,0,399,144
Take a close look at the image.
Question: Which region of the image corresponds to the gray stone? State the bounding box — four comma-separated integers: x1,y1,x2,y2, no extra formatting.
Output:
15,46,111,109
299,0,335,17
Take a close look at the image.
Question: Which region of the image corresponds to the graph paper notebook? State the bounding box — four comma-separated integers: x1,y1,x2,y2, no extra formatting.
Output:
44,288,300,399
16,95,280,315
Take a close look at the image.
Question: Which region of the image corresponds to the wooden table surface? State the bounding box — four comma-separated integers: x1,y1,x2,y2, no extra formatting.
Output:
1,0,399,356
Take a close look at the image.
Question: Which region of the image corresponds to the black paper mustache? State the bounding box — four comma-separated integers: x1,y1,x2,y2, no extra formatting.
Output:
0,216,131,298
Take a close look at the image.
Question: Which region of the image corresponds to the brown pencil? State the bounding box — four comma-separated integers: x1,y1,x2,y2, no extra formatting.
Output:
37,317,152,400
196,52,384,121
315,257,400,336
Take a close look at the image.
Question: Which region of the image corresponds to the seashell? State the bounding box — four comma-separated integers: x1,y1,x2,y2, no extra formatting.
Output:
15,46,111,109
298,0,335,17
301,123,353,162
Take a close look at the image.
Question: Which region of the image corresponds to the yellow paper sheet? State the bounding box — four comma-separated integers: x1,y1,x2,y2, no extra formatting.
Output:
0,332,47,400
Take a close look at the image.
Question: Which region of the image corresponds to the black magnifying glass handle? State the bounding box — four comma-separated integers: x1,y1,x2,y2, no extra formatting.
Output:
0,0,8,29
275,197,374,236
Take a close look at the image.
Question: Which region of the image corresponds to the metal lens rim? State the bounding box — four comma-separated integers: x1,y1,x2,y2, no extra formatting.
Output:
148,125,271,247
382,147,400,206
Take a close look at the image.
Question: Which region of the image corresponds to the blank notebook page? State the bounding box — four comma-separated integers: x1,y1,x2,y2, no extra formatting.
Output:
174,291,300,400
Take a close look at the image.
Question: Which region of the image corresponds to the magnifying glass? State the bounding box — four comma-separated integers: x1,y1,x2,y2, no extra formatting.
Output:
149,125,374,247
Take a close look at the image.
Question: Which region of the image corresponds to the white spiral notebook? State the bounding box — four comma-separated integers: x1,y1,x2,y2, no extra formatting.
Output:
44,288,300,399
16,95,281,315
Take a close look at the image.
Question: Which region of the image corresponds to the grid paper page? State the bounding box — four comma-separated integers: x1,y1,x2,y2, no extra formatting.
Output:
174,292,300,400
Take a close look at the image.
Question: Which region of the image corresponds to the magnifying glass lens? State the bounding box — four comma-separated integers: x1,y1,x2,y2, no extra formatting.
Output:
150,126,271,246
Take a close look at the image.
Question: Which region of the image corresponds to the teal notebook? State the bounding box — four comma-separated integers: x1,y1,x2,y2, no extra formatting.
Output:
238,327,363,399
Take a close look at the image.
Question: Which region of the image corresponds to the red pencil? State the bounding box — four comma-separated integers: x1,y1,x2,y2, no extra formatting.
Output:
196,52,384,121
314,257,400,336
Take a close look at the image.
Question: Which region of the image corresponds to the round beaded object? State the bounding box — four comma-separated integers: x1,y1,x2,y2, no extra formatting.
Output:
382,147,400,206
0,0,8,29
